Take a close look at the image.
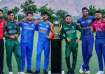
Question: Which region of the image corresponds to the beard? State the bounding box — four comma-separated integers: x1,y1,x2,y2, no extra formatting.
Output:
0,16,3,21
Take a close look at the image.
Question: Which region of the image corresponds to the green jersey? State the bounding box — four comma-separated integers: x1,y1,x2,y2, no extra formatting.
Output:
4,20,20,39
62,22,78,39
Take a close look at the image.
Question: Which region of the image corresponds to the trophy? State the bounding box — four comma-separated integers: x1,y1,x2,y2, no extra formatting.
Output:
52,14,62,39
51,14,62,74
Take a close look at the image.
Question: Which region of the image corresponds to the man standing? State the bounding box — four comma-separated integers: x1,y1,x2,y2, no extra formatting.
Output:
61,15,79,74
92,11,105,74
77,7,95,74
0,9,6,74
35,12,54,74
19,12,38,74
4,11,21,74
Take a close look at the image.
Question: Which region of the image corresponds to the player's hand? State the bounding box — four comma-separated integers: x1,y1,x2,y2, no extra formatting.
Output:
15,34,19,38
9,35,16,39
67,38,71,42
76,39,80,43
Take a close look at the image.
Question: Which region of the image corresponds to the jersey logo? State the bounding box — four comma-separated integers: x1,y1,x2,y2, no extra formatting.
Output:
87,20,92,24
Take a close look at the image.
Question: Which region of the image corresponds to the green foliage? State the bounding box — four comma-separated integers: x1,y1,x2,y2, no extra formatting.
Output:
89,5,96,16
56,10,68,23
21,0,37,14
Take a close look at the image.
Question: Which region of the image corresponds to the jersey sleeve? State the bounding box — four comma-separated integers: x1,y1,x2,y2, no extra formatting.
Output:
4,24,10,38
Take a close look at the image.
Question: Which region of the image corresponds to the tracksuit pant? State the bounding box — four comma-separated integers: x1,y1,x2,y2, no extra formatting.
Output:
65,39,78,72
5,39,21,72
21,42,33,71
82,37,94,70
36,39,50,71
95,38,105,71
0,39,4,74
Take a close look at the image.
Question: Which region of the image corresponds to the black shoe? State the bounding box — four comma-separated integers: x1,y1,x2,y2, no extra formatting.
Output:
71,71,75,74
34,71,40,74
0,72,4,74
67,71,71,74
27,70,33,73
43,70,48,74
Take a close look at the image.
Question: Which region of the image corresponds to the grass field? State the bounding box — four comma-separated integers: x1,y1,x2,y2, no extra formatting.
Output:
3,32,103,74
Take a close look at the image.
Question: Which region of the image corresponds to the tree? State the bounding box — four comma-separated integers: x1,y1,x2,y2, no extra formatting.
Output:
21,0,37,14
56,9,68,23
89,5,96,16
38,4,54,22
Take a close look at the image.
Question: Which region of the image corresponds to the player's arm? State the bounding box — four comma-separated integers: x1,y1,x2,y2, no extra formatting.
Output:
48,23,55,39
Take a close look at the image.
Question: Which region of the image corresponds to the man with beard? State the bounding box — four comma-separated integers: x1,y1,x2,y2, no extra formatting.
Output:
92,11,105,74
77,7,95,74
35,12,54,74
0,9,6,74
61,15,79,74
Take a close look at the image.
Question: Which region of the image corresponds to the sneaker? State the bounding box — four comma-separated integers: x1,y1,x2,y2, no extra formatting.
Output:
71,71,75,74
85,70,91,74
9,72,13,74
18,72,25,74
96,71,104,74
34,71,40,74
67,70,71,74
26,70,33,73
43,70,48,74
79,65,85,74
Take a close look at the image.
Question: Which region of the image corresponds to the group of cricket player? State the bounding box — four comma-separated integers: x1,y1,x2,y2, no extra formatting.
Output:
0,6,105,74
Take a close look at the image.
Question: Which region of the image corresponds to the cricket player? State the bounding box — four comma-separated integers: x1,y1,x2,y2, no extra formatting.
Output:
77,7,95,74
61,15,79,74
19,12,39,74
4,11,21,74
35,12,54,74
92,11,105,74
0,9,6,74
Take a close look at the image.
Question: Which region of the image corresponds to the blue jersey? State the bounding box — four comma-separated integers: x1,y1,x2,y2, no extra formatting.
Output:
19,21,38,43
77,16,95,38
38,20,51,40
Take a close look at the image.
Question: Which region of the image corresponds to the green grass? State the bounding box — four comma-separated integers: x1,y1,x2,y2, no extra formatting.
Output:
3,32,102,74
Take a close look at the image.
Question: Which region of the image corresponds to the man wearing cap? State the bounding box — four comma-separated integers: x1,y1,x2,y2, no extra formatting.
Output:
77,7,95,74
19,12,39,74
35,12,54,74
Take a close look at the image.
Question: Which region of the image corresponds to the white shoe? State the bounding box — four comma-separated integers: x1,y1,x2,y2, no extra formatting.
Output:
79,66,85,74
18,72,25,74
9,72,13,74
85,70,91,74
96,71,104,74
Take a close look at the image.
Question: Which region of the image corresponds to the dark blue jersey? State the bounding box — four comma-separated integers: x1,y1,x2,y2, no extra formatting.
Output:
77,16,95,38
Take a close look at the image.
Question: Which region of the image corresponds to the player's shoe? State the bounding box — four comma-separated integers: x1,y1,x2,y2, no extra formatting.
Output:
79,65,85,74
9,72,13,74
18,72,25,74
96,71,104,74
85,70,91,74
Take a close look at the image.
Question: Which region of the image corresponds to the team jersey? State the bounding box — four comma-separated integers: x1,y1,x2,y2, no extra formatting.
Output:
92,20,105,39
77,16,95,38
0,19,6,39
19,21,38,43
62,22,78,39
5,20,20,39
38,20,51,40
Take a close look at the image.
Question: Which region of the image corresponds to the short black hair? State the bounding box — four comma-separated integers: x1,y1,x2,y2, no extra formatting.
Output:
82,7,89,11
65,15,71,18
96,10,102,14
26,11,33,16
8,11,13,15
41,12,49,16
0,9,3,13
